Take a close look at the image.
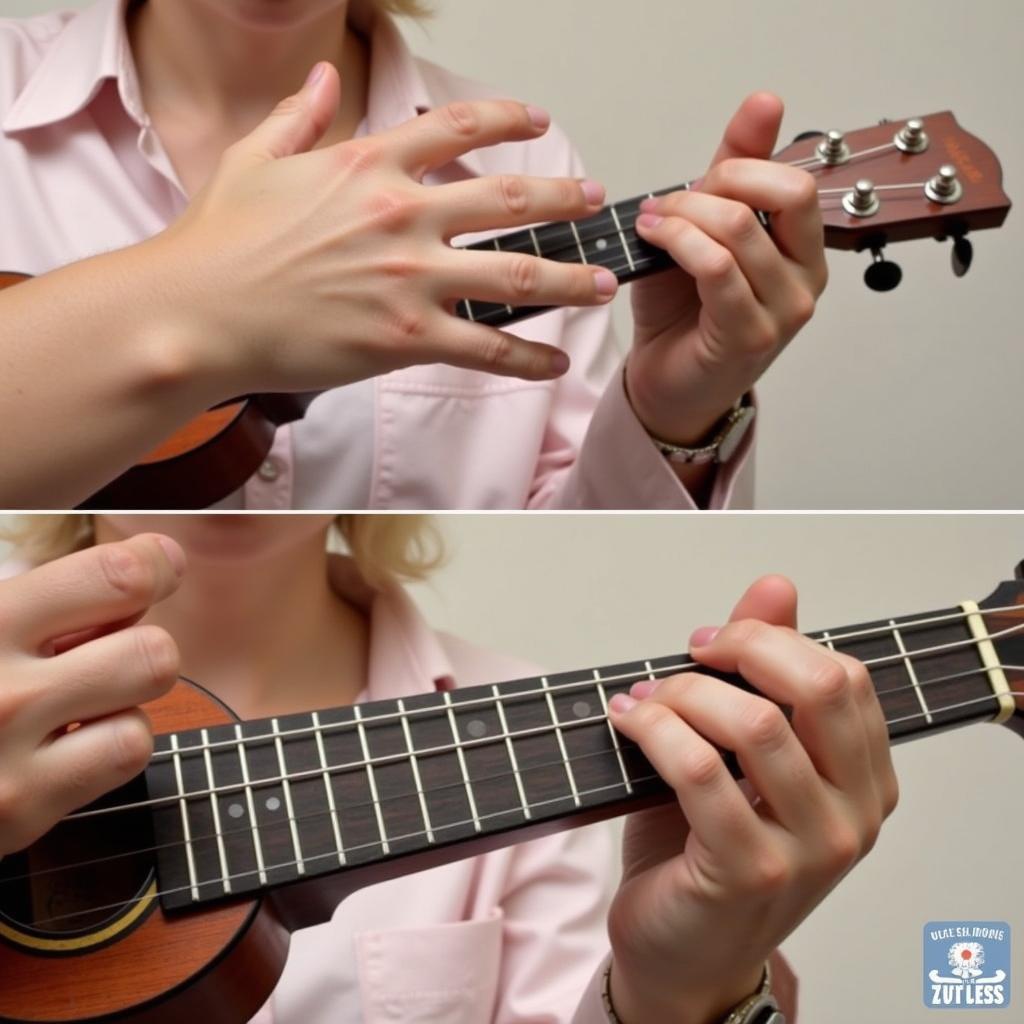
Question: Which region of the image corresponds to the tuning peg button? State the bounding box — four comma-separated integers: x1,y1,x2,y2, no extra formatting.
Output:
864,247,903,292
952,234,974,277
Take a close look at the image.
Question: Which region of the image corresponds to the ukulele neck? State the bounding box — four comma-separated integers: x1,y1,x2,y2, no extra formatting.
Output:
145,600,1010,913
456,184,685,329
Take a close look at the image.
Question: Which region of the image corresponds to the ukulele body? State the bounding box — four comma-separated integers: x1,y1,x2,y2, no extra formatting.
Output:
0,682,282,1024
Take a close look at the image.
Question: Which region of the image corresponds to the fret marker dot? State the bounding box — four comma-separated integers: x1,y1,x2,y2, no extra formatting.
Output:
467,719,487,738
595,238,608,251
573,700,591,718
228,803,244,819
265,796,281,812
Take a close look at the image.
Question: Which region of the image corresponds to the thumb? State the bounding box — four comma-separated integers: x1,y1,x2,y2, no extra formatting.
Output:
706,91,784,171
236,61,341,164
726,574,798,628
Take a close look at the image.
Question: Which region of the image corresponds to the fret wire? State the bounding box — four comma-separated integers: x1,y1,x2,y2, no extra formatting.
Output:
352,704,390,854
234,724,267,885
529,226,542,257
170,734,200,903
889,620,933,725
443,690,482,833
821,630,836,651
398,697,435,844
21,666,1024,893
200,727,231,894
311,711,346,866
63,611,1024,827
491,685,531,819
569,220,588,263
541,676,581,807
594,668,633,795
493,237,514,315
271,717,306,875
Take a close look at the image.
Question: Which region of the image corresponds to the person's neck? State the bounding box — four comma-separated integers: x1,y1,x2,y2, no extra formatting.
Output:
127,0,370,146
100,528,369,721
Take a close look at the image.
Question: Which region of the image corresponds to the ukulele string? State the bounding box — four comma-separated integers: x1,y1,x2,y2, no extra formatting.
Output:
8,657,1023,894
123,604,1024,770
19,685,1024,932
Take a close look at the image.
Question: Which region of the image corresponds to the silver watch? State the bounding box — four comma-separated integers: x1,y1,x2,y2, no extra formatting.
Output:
649,396,756,466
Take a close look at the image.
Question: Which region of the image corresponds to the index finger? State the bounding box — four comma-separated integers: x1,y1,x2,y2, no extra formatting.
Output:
0,534,185,654
384,100,551,180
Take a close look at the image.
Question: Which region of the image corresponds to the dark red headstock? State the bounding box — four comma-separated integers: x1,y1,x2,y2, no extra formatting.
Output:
774,112,1011,291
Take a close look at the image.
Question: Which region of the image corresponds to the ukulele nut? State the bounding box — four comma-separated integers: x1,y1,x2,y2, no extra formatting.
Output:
816,130,851,166
925,165,963,205
894,118,930,154
843,180,880,218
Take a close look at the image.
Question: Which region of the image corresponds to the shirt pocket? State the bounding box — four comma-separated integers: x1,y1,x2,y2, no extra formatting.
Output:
355,909,504,1024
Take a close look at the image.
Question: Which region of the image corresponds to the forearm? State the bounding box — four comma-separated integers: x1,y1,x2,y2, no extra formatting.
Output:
0,240,233,507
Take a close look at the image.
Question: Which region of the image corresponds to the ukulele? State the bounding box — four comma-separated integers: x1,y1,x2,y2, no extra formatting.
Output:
2,562,1024,1023
0,110,1012,508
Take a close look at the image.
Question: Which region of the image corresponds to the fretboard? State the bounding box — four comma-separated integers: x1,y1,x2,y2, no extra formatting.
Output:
454,185,685,329
146,603,1003,912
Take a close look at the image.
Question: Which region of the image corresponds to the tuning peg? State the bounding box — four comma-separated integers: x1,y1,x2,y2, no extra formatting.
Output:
864,246,903,292
952,233,974,277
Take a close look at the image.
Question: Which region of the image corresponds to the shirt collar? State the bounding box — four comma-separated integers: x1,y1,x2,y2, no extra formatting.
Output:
326,553,456,703
3,0,147,134
4,0,485,178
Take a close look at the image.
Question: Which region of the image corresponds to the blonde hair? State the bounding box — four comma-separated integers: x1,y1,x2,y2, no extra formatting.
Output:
0,515,443,591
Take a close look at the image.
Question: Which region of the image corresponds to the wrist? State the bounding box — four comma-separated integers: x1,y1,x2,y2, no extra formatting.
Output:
624,356,746,447
608,958,765,1024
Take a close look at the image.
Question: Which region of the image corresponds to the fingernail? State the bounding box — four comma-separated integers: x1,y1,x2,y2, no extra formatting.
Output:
689,626,720,648
629,680,659,700
155,536,186,578
305,62,327,87
549,349,571,376
593,267,618,298
609,693,637,714
580,179,605,206
636,213,663,230
639,196,660,213
526,105,551,130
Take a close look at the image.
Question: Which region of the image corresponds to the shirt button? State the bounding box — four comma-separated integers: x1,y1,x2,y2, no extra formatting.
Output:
257,458,281,482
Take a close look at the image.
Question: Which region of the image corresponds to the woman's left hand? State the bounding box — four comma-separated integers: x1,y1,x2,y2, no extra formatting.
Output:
605,576,899,1024
626,93,829,448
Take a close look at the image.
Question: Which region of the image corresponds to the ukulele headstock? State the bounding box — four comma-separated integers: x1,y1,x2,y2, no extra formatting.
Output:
774,112,1011,291
978,565,1024,739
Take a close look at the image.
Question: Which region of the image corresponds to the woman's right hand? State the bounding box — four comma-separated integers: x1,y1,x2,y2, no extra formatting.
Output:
154,62,616,395
0,534,184,857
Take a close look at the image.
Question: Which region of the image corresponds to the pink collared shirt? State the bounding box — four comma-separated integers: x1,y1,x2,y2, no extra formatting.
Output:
0,0,754,510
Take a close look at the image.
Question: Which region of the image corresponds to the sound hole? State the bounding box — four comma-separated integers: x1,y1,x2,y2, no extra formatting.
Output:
0,774,155,938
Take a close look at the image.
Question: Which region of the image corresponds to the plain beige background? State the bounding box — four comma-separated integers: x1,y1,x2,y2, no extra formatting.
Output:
2,0,1022,508
3,513,1024,1022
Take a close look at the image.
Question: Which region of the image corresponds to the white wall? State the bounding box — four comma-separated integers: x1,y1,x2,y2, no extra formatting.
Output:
3,0,1022,508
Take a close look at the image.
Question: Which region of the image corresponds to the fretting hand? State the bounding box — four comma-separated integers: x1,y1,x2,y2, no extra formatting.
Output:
606,576,898,1024
626,93,829,447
